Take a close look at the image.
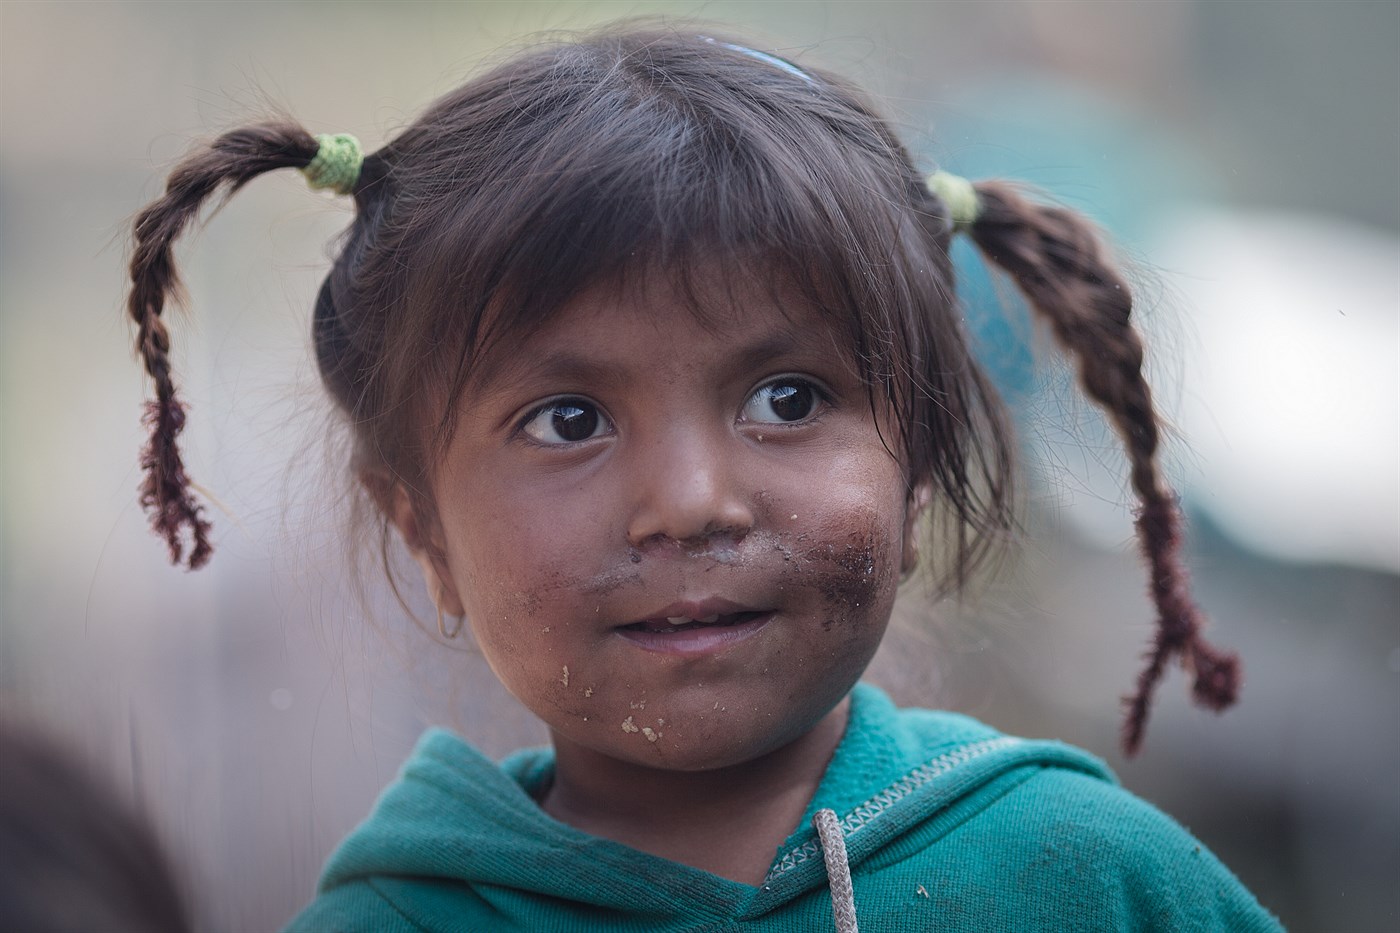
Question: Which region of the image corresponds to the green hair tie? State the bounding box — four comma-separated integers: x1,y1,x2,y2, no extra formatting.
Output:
303,133,363,195
927,170,981,232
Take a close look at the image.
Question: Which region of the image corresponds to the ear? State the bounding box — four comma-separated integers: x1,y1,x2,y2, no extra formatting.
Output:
901,483,932,577
361,470,466,617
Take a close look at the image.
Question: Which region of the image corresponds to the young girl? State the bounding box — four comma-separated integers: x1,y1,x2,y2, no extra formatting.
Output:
126,25,1279,932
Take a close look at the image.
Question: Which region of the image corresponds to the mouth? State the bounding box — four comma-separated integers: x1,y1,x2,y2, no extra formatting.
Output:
620,610,769,634
614,601,774,656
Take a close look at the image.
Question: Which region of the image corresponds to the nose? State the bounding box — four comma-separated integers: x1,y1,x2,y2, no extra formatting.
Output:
624,427,755,549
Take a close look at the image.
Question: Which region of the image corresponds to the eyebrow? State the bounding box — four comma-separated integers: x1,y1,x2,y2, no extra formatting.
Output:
493,350,624,393
493,327,803,380
466,348,622,417
726,331,806,373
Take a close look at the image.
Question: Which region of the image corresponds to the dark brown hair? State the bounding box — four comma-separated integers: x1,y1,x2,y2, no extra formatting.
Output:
125,24,1238,753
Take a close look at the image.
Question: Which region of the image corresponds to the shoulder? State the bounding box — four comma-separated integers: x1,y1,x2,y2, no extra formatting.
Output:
286,874,533,933
287,729,544,932
1002,762,1276,924
911,755,1283,931
840,688,1282,930
284,879,427,933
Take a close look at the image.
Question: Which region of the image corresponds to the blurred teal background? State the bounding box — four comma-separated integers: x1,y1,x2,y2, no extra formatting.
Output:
1,2,1396,929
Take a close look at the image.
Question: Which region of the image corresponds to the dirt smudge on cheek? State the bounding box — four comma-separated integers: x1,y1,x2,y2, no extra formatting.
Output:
578,565,645,599
490,560,641,630
796,525,893,625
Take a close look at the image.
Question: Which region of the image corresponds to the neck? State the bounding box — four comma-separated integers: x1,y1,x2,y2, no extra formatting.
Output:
540,698,849,886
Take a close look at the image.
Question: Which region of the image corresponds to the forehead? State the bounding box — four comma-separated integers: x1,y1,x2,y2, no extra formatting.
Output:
468,261,856,393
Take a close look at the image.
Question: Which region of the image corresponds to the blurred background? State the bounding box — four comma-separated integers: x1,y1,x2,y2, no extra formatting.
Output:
1,1,1395,929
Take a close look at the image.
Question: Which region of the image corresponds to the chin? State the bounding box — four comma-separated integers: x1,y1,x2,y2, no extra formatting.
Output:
548,677,857,774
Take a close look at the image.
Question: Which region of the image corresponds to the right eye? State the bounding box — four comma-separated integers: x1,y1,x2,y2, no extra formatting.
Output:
741,378,824,424
519,398,611,445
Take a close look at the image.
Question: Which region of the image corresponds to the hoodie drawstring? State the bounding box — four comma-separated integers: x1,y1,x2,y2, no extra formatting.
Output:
813,808,859,933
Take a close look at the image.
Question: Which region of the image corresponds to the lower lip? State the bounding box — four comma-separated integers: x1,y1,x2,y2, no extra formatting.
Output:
614,613,773,656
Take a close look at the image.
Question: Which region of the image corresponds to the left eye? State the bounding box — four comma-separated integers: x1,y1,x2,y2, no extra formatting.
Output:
520,398,611,445
742,379,822,424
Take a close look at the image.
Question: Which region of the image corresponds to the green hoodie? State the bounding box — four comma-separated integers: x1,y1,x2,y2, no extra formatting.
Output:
287,684,1281,931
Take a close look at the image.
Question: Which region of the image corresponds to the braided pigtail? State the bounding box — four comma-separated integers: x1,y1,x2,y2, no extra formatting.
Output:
951,178,1241,755
126,122,341,569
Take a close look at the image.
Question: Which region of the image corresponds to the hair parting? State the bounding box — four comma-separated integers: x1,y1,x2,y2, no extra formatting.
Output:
961,181,1241,754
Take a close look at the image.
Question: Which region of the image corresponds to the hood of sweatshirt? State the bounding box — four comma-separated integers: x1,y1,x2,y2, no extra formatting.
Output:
307,683,1115,931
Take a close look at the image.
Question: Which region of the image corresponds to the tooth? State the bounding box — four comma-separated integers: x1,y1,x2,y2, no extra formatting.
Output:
698,614,720,624
667,616,690,626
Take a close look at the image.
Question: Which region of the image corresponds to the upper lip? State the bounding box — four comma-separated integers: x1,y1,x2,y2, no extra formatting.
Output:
621,596,764,627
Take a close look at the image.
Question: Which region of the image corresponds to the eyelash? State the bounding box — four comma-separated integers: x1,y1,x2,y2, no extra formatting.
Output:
739,376,830,426
515,377,830,448
517,397,613,446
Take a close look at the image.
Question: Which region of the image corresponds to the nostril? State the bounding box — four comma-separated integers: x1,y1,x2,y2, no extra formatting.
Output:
633,524,750,555
705,521,750,542
682,525,749,558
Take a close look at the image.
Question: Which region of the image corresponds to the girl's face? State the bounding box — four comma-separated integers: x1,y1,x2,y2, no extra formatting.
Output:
412,268,917,772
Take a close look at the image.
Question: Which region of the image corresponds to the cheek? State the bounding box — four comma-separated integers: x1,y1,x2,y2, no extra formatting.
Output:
747,450,908,687
796,511,896,625
439,487,624,698
777,506,901,694
763,446,908,615
446,474,617,610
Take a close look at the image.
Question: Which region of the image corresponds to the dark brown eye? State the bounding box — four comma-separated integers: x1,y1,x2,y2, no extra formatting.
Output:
522,398,609,444
743,380,820,423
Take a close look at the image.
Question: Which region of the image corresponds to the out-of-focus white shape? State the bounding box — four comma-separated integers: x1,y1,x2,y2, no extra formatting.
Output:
1145,208,1400,573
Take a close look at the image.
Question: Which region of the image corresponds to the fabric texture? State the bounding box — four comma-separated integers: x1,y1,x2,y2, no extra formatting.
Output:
286,684,1282,932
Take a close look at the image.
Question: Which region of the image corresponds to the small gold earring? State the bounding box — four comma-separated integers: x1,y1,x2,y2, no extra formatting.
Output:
436,600,463,639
